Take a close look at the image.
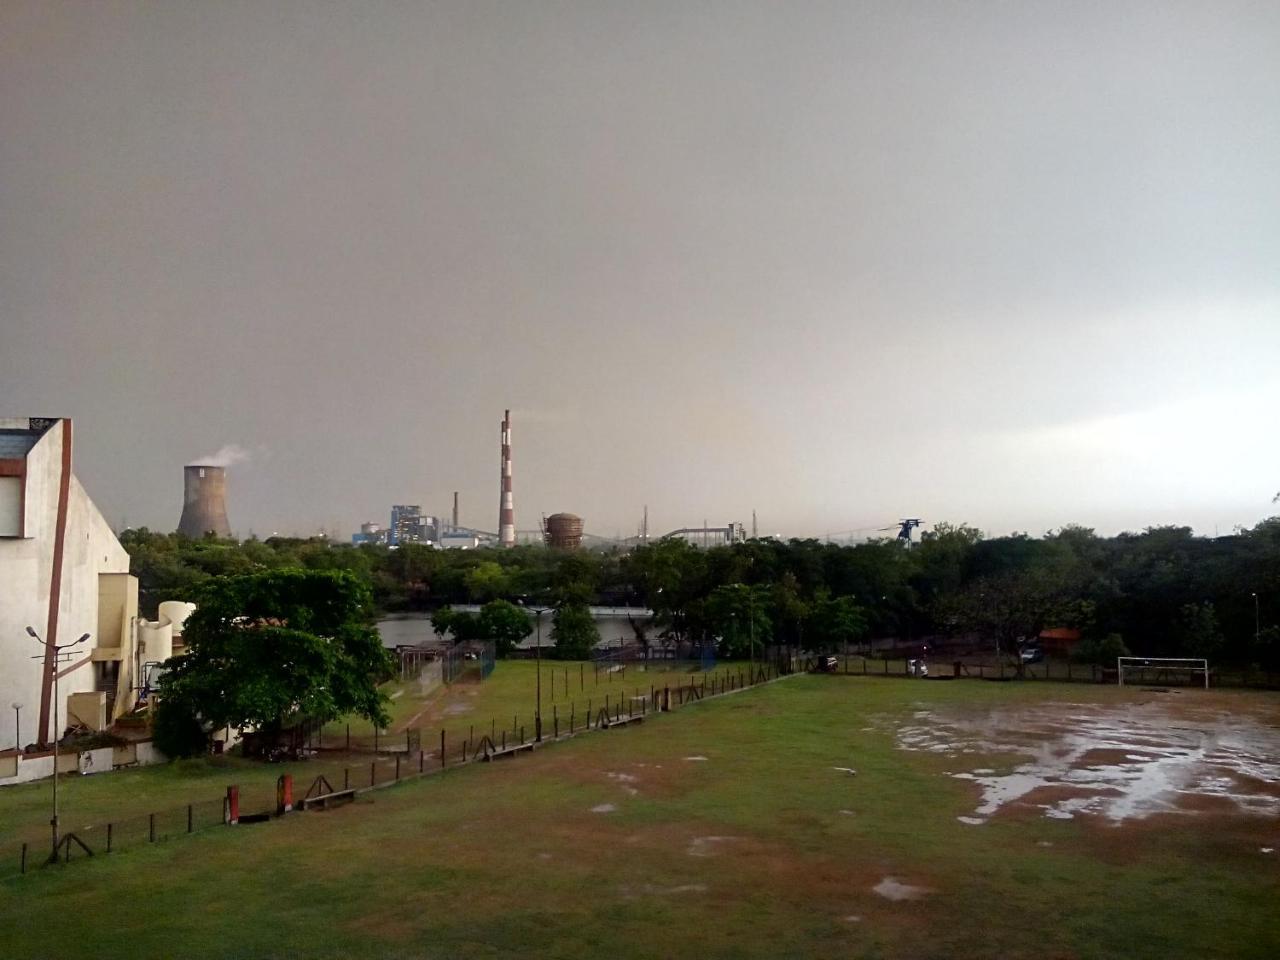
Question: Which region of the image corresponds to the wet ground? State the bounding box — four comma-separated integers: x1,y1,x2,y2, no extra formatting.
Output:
884,691,1280,825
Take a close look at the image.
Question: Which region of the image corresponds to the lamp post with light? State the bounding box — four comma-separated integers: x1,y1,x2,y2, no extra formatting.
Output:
27,626,89,863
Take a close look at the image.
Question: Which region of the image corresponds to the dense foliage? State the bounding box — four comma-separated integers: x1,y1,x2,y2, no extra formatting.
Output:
155,569,394,756
123,517,1280,667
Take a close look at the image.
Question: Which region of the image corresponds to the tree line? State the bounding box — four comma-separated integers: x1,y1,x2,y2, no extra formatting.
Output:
121,517,1280,668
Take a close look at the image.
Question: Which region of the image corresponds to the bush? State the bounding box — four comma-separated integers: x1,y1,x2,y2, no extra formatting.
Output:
1071,633,1130,668
152,697,210,759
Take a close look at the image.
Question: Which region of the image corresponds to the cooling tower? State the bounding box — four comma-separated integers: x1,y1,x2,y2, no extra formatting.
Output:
177,464,232,538
545,513,584,550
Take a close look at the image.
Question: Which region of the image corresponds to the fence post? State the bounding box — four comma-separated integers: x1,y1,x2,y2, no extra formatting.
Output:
343,768,350,791
346,724,351,751
370,761,377,786
395,755,401,781
107,823,114,852
226,786,240,825
419,749,425,772
21,842,27,875
520,725,525,745
441,730,446,769
149,813,156,843
187,804,194,833
374,727,379,753
501,730,506,750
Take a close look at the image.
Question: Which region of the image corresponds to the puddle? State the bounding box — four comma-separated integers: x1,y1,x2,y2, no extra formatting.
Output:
873,877,930,901
591,803,617,814
884,699,1280,823
688,835,737,857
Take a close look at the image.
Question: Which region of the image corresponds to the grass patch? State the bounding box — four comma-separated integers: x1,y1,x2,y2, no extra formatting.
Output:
2,676,1277,959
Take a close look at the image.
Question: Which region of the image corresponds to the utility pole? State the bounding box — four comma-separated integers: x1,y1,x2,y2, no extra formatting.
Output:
27,626,89,864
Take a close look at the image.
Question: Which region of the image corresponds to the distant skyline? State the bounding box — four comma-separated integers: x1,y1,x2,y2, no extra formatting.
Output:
3,2,1278,541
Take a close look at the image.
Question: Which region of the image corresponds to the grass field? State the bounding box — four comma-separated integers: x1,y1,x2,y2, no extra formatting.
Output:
2,672,1278,959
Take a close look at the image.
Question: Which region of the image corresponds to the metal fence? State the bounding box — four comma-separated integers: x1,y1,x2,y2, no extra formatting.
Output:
0,659,796,883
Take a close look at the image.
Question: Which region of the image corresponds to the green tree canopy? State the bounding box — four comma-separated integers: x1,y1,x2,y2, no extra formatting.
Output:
156,569,394,757
478,599,533,657
550,602,599,660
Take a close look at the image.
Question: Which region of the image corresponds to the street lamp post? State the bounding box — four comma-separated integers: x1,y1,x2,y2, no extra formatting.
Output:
27,626,90,864
534,608,545,742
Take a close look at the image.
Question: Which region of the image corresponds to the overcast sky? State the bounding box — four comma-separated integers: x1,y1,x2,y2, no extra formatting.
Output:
3,1,1278,541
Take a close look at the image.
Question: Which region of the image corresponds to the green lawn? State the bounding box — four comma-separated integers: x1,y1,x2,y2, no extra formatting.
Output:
0,660,750,848
1,675,1277,959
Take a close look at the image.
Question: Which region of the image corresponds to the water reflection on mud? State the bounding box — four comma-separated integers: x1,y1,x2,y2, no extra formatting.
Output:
886,697,1280,823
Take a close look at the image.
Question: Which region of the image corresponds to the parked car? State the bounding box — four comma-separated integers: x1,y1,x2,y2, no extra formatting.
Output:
1019,645,1044,664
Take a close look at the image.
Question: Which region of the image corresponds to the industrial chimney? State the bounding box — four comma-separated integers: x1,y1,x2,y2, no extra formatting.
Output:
499,410,515,547
177,464,232,538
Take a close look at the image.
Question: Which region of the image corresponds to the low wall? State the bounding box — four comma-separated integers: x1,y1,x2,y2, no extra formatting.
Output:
0,738,167,787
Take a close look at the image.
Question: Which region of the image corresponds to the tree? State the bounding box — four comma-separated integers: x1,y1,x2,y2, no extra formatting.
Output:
477,599,533,657
550,603,599,660
1072,633,1130,667
157,570,394,757
809,594,868,652
705,583,772,658
464,561,509,602
431,606,482,644
1173,601,1223,659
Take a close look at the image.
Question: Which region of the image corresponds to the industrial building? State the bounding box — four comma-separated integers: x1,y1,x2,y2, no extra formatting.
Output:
0,418,197,756
177,464,232,538
389,505,437,545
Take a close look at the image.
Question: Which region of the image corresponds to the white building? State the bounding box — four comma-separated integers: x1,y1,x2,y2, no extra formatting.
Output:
0,417,143,751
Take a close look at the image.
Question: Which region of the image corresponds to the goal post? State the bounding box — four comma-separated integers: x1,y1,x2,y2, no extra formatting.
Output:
1116,656,1209,689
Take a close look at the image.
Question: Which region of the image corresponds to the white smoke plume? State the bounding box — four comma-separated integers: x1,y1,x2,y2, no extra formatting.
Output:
192,444,252,468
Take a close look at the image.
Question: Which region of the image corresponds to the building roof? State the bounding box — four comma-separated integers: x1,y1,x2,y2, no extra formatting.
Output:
1038,627,1082,641
0,430,42,458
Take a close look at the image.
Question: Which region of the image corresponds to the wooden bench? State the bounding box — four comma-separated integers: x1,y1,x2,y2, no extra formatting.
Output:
301,788,356,810
481,742,535,761
602,715,644,729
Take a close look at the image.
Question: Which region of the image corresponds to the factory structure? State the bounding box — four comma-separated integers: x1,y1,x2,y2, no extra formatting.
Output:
1,417,193,780
176,464,232,538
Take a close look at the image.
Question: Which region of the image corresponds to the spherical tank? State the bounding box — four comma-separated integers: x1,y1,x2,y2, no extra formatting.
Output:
545,513,584,550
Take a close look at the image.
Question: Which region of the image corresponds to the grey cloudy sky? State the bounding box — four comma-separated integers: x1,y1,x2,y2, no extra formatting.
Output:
3,1,1278,541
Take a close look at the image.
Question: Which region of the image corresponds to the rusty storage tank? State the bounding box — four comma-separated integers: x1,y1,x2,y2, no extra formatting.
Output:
545,512,584,550
177,464,232,538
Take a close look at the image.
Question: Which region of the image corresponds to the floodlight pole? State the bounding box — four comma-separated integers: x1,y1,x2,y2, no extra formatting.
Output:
27,626,89,864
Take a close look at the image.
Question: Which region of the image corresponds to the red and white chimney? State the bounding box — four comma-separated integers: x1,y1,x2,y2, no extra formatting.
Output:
499,409,515,547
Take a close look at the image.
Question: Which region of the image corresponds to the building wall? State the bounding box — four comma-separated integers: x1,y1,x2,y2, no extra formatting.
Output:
0,422,130,750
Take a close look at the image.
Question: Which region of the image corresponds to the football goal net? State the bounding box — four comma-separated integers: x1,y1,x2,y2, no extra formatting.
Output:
1116,657,1209,688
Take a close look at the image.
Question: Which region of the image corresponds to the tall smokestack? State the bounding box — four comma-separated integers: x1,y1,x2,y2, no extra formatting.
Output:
452,491,459,531
499,409,515,547
177,464,232,538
